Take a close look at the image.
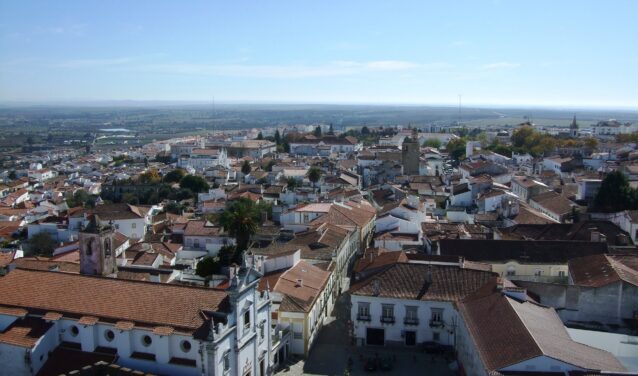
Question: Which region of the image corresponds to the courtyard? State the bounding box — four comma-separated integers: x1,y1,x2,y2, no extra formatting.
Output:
275,294,457,376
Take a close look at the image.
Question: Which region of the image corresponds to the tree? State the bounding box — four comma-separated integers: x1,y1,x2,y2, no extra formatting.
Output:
163,169,186,183
265,160,276,172
446,138,467,162
594,171,638,212
314,125,322,137
241,160,252,175
328,123,334,135
138,169,161,184
164,201,183,214
256,132,264,140
8,170,16,180
286,177,299,190
144,157,149,168
179,175,210,194
28,232,56,256
122,192,140,205
584,137,598,150
361,126,370,135
218,245,239,266
219,198,260,252
307,167,322,188
195,256,221,277
511,126,535,148
274,130,282,145
423,139,441,148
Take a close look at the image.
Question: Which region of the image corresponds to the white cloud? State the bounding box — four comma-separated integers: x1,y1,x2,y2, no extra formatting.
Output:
482,62,520,70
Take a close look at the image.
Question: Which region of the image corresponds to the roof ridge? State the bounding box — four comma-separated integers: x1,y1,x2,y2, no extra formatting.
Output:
11,267,228,293
504,296,547,363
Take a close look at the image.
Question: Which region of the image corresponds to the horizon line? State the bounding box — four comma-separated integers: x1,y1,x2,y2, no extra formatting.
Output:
1,99,638,112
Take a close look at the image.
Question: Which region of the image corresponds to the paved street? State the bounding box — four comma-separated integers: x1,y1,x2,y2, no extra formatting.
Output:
275,293,457,376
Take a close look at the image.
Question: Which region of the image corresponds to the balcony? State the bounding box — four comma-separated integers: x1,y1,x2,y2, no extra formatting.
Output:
429,319,444,328
357,314,371,322
404,317,419,326
380,316,395,324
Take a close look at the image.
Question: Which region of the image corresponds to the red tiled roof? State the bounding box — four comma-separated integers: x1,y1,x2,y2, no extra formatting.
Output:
0,316,52,348
0,269,229,334
458,292,625,373
351,263,495,302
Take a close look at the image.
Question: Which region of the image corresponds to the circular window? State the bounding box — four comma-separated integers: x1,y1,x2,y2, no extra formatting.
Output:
180,340,192,353
104,329,115,342
142,335,152,347
70,325,79,337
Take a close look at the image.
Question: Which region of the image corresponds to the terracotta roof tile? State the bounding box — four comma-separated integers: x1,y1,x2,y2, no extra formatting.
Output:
351,263,495,302
0,316,52,348
0,269,229,334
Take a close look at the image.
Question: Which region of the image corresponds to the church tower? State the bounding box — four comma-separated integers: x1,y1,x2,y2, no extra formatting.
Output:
402,128,420,176
570,115,579,138
79,215,117,276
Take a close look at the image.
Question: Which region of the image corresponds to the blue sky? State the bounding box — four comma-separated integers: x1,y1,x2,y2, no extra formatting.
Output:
1,1,637,108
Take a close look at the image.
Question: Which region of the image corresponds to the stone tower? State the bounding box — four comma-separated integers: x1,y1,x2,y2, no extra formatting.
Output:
402,129,420,176
79,215,117,276
570,116,579,138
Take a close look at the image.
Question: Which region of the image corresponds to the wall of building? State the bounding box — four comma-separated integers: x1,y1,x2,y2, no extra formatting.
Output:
0,344,29,376
350,294,457,347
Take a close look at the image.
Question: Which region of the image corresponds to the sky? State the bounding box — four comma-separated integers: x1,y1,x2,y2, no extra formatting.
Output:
0,1,637,108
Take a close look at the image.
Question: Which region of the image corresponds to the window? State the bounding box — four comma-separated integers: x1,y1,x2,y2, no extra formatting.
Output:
433,332,440,341
131,222,137,229
405,306,418,325
104,238,111,257
86,239,93,256
558,270,566,277
293,331,303,339
430,308,444,327
180,340,192,353
244,310,251,330
534,269,542,277
194,239,200,249
381,304,394,323
104,329,115,342
357,302,371,321
142,335,152,347
70,325,79,337
506,266,516,277
223,351,230,372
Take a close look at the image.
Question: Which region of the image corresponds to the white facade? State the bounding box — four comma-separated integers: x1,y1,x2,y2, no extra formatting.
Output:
0,269,273,376
350,295,457,347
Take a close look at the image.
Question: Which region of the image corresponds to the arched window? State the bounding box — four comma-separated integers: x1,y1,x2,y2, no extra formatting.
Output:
104,238,112,257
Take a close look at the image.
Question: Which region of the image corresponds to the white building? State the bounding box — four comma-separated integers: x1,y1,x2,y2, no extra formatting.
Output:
350,262,495,347
178,148,229,172
0,265,273,376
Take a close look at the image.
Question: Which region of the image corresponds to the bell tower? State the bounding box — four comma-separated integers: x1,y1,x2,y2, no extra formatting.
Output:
79,215,117,276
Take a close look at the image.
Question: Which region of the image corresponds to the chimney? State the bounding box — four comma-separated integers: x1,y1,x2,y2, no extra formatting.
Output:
296,278,303,287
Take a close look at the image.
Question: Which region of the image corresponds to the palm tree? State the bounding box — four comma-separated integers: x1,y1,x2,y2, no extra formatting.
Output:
308,167,322,191
219,197,260,253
